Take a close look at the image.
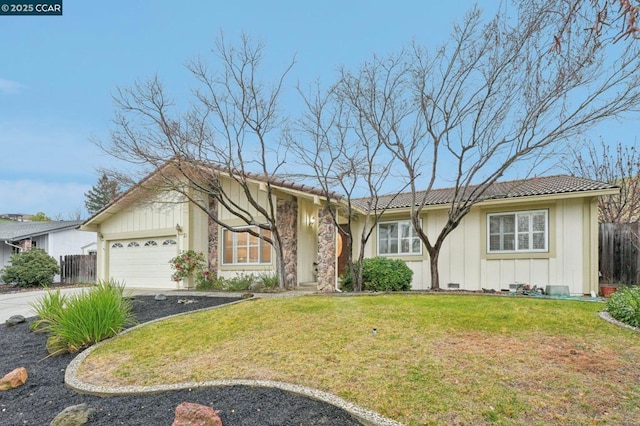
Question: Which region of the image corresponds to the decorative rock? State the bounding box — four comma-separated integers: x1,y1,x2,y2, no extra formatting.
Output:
5,315,25,326
154,293,168,301
177,299,197,305
0,367,28,391
172,402,222,426
50,403,93,426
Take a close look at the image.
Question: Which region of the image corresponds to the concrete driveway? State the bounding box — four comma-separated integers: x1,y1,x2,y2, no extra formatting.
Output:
0,287,171,323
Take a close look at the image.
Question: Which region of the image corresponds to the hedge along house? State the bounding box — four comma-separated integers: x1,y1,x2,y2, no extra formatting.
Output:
80,163,342,291
351,175,618,295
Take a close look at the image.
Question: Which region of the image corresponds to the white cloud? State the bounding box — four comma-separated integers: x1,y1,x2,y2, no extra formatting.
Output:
0,179,90,219
0,78,26,94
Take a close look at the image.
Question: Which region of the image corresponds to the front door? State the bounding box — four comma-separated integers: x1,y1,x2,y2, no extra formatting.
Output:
337,225,351,278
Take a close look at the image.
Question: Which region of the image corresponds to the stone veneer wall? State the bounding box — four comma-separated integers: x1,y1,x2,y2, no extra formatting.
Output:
276,196,298,289
316,208,336,292
207,197,218,278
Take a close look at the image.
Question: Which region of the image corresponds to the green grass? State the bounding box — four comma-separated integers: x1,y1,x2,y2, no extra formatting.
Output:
78,294,640,425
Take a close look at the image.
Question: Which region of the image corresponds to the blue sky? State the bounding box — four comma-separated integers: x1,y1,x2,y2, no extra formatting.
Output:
0,1,635,218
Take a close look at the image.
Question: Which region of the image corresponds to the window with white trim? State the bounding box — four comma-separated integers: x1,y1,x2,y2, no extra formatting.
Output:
488,210,548,253
378,220,422,255
222,227,272,265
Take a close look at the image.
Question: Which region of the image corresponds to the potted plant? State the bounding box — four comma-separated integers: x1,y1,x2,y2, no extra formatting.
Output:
600,284,618,297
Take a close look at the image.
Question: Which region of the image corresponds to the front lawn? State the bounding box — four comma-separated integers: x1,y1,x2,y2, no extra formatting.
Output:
77,294,640,425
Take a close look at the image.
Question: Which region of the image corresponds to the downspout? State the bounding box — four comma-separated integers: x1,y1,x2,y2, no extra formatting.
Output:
4,240,22,252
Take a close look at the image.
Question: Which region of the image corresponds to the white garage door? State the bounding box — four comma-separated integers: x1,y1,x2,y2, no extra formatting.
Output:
108,238,178,288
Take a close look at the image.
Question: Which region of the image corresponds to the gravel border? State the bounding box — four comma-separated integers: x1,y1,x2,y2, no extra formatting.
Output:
599,310,640,332
65,296,401,426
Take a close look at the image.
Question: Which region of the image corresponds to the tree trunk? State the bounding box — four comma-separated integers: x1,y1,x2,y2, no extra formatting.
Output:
271,236,288,290
428,247,440,291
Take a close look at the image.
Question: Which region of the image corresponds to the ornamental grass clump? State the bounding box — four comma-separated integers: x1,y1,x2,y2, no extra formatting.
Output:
47,280,134,353
29,288,67,333
606,286,640,327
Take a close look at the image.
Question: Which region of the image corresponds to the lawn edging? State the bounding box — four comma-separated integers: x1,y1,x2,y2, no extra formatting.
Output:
64,296,401,426
599,310,640,332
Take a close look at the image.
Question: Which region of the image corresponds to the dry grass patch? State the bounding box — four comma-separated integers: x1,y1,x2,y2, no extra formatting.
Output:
77,295,640,425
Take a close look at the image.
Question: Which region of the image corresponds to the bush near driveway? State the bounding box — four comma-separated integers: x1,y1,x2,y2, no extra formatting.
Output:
0,248,59,287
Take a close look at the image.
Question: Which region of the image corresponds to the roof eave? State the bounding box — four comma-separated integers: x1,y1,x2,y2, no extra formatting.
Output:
367,187,619,214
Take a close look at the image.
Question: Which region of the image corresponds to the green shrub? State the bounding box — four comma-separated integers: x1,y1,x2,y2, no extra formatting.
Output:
258,272,279,290
30,288,67,333
607,286,640,328
224,273,254,291
47,280,134,353
196,276,225,291
0,248,60,287
341,257,413,292
169,250,207,284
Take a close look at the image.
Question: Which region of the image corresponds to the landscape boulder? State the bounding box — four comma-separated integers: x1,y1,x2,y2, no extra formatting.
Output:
0,367,28,390
50,403,93,426
5,315,25,326
155,293,168,301
172,402,222,426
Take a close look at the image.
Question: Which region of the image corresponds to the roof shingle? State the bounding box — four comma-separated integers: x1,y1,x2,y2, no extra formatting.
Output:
0,220,83,241
353,175,617,211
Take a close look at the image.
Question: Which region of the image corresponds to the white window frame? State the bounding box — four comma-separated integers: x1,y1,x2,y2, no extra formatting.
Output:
377,220,422,256
222,227,272,265
487,209,548,253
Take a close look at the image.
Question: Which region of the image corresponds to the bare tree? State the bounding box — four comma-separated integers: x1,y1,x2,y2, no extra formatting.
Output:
564,139,640,223
337,2,640,290
294,82,405,291
98,34,297,289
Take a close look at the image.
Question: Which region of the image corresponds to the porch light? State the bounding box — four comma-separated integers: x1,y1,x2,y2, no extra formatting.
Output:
308,215,316,227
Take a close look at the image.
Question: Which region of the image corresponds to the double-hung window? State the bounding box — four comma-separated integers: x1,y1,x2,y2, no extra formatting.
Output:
488,210,548,253
222,227,272,265
378,220,422,255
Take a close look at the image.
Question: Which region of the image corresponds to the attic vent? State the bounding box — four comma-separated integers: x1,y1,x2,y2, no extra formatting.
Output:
447,283,460,289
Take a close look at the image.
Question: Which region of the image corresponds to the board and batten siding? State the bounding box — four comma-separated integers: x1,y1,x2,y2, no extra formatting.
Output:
352,196,598,295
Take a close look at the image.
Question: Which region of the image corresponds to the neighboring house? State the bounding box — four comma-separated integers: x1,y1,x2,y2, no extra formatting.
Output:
80,166,617,295
0,220,98,283
0,213,32,222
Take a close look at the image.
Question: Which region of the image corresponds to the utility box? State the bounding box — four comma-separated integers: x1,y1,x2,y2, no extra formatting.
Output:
545,285,570,296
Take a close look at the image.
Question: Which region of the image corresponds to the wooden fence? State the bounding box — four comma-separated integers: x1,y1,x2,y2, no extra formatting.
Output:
60,254,97,284
599,222,640,286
